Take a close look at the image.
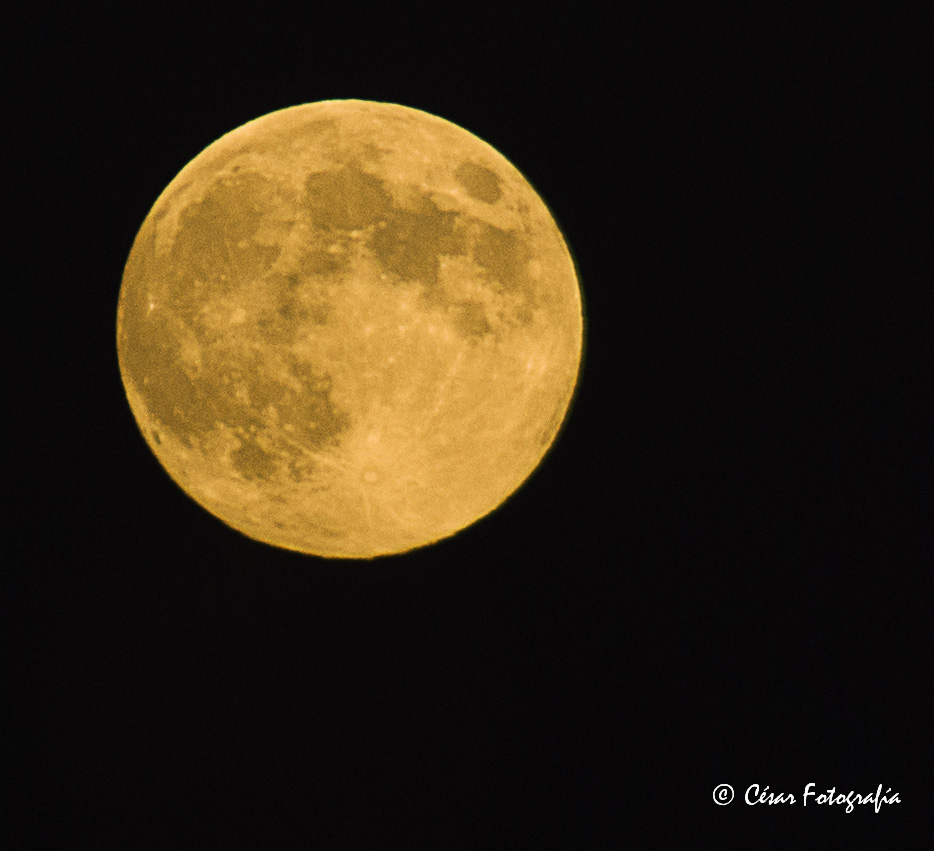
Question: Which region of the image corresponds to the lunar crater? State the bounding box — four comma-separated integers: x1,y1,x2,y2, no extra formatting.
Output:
454,161,502,203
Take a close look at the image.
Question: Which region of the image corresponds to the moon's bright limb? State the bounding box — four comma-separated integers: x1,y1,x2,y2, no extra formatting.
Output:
116,100,583,558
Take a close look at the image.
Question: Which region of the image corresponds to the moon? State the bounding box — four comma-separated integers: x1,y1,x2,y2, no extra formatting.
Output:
116,100,583,559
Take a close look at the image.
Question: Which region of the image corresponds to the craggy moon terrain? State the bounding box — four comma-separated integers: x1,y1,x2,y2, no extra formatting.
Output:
117,100,583,558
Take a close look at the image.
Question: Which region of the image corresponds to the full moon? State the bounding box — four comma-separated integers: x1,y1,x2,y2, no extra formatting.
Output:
117,100,583,558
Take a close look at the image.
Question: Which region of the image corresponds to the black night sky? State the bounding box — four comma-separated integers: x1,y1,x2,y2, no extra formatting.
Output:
5,5,932,848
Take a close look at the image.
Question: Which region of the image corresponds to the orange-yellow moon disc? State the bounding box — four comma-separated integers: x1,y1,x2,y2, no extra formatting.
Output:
117,100,583,558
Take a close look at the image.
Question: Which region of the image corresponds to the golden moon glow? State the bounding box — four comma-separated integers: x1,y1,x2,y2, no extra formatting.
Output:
116,100,583,558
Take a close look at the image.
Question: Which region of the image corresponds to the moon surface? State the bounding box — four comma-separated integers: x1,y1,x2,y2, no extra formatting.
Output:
117,100,583,558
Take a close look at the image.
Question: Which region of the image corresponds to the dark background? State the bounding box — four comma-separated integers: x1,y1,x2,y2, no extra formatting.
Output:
4,5,932,848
